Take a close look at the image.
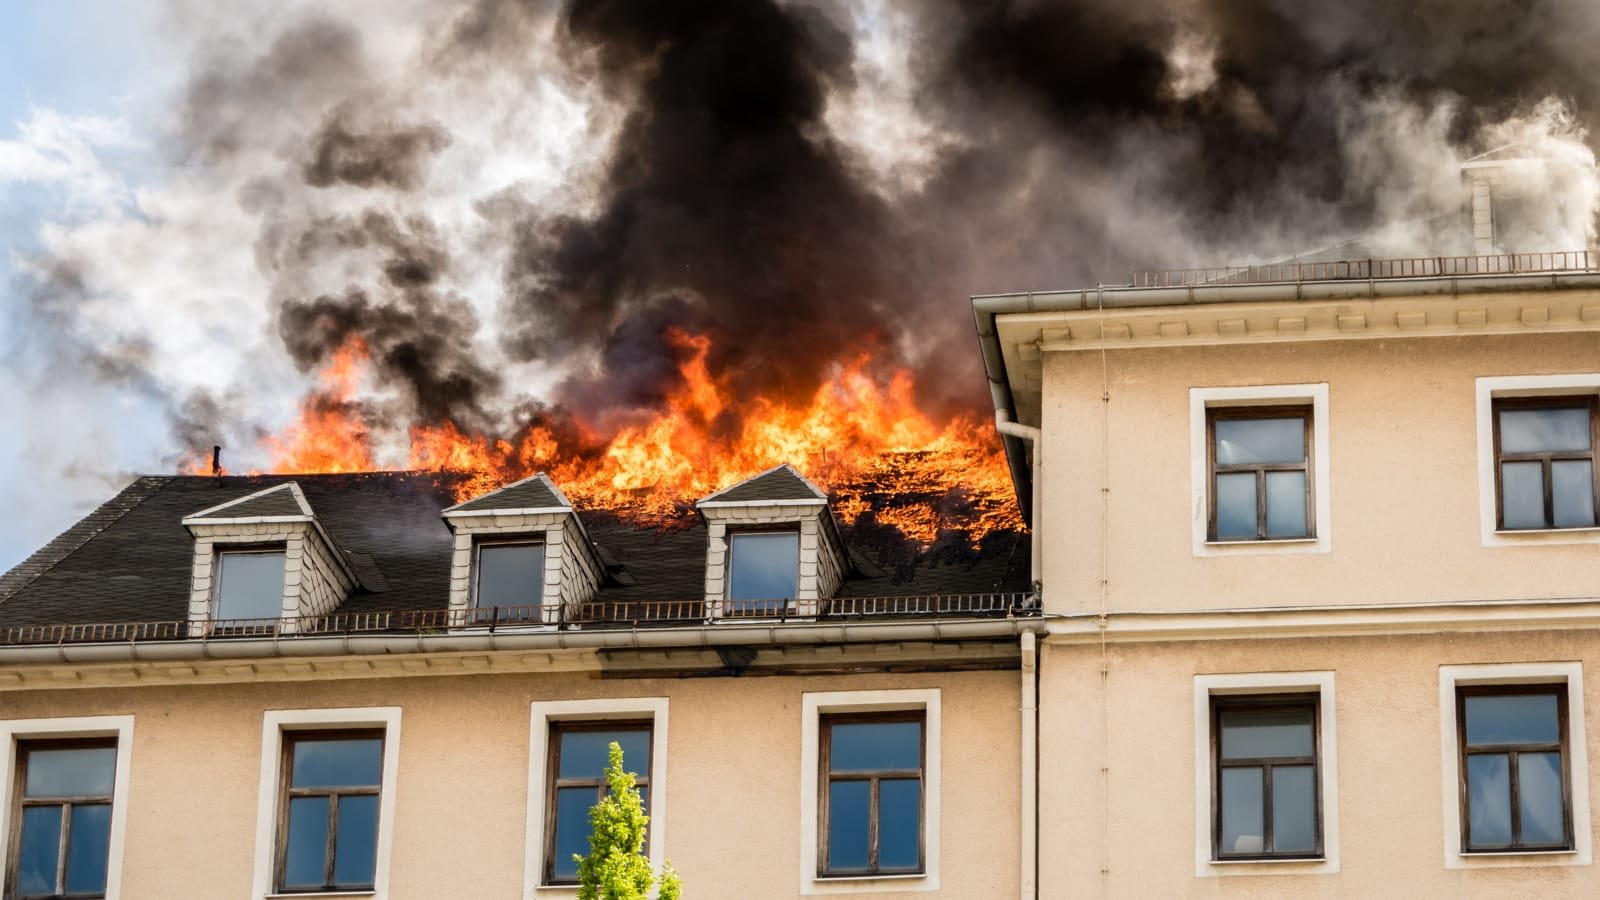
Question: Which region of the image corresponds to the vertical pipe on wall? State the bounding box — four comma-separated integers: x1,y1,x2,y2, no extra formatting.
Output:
1020,629,1039,900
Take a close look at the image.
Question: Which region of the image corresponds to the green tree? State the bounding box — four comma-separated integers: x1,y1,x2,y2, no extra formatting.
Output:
575,742,684,900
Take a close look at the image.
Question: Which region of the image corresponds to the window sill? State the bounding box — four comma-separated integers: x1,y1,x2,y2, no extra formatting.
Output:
1201,856,1338,877
1484,526,1600,547
1196,536,1328,558
1493,527,1600,536
1461,848,1577,857
266,893,375,899
1205,537,1318,546
814,872,927,881
1210,856,1326,865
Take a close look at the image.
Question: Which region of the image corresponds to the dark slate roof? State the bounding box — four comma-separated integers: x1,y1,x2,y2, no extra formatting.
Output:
700,464,824,503
0,472,1031,628
449,474,565,513
187,484,307,520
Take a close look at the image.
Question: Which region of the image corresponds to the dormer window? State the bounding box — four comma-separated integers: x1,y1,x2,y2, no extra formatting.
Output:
473,539,546,623
728,531,799,613
214,548,287,621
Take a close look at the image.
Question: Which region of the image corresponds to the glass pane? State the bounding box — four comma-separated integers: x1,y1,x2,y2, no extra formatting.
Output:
830,720,921,772
552,787,597,881
1220,767,1265,854
283,796,330,888
827,780,870,871
1501,461,1546,528
216,551,286,620
18,805,62,895
1466,754,1513,846
1265,471,1309,538
65,803,112,894
728,533,799,601
879,778,921,870
477,542,545,609
1552,460,1596,527
333,795,379,886
1214,473,1257,539
1271,765,1317,853
1500,406,1592,453
1215,417,1305,465
1519,752,1566,844
1464,693,1560,746
25,745,117,797
1219,707,1314,760
558,729,651,779
292,738,383,788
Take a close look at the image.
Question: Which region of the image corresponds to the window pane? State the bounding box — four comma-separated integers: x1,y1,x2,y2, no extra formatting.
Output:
1519,752,1567,844
283,795,330,888
1214,473,1257,539
1219,707,1313,760
830,721,921,772
1552,460,1596,527
477,542,545,609
1500,406,1592,453
292,738,383,788
24,745,117,797
216,551,286,620
728,533,799,601
333,794,379,887
1264,471,1309,538
557,729,650,780
1271,765,1317,853
18,805,62,895
1463,693,1560,746
826,780,870,871
1215,417,1305,465
65,803,112,894
1500,461,1546,528
1220,767,1265,854
1466,754,1513,846
552,787,597,881
879,778,921,870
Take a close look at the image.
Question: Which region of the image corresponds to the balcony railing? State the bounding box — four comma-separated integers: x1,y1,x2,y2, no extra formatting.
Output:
1130,250,1600,288
0,592,1040,647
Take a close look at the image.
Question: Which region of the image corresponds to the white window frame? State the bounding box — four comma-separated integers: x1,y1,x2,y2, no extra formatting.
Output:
524,698,670,899
1438,661,1591,869
212,546,290,621
1476,374,1600,546
0,716,135,900
472,537,549,614
725,529,802,611
252,707,402,899
800,688,940,894
1193,672,1339,876
1190,384,1332,557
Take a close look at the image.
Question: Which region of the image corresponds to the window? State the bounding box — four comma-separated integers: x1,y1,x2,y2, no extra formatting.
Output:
1192,673,1337,876
819,713,924,877
472,539,546,624
1211,696,1320,860
213,548,287,621
800,689,940,894
726,531,799,614
0,717,132,900
1439,663,1591,868
1492,397,1598,530
543,723,652,885
1207,407,1312,541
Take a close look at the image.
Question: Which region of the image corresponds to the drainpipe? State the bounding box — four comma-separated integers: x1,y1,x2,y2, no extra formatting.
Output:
995,409,1041,899
993,410,1042,587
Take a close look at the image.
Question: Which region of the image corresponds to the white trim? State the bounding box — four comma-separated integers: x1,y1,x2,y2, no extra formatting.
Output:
697,462,827,504
442,507,572,519
697,498,828,510
1189,384,1332,557
1192,672,1339,877
184,482,313,523
0,715,135,900
524,697,670,900
1475,374,1600,546
442,472,574,515
252,707,402,900
1438,661,1591,869
800,688,941,894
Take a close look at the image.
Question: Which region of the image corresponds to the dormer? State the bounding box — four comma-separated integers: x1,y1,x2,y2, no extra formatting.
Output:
182,482,357,632
695,464,849,618
441,473,602,626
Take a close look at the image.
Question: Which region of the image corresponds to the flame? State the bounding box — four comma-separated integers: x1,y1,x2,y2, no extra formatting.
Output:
195,330,1025,543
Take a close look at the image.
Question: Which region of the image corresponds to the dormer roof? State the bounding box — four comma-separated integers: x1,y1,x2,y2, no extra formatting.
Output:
697,464,826,507
442,473,571,517
182,482,314,524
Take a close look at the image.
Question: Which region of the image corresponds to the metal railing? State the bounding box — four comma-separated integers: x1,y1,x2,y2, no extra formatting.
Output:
1130,250,1600,288
0,592,1040,647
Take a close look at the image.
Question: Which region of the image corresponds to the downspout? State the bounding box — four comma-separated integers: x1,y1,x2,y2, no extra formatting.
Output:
995,409,1041,899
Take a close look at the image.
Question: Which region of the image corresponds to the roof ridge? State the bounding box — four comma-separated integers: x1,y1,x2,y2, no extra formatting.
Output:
0,476,171,604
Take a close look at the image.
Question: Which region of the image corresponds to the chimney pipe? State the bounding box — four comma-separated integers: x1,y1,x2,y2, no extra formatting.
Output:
212,445,222,478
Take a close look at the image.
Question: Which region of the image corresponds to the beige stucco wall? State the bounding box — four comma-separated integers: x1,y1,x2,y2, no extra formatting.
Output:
1,666,1018,899
1039,331,1600,614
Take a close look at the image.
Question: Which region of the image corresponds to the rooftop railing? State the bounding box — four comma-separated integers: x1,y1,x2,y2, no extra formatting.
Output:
1129,250,1600,289
0,592,1040,647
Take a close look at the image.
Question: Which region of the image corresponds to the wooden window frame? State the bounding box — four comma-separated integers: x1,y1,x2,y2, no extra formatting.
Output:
1491,396,1600,531
274,729,385,894
1210,694,1322,861
5,739,117,900
1206,406,1314,542
1456,684,1574,853
542,720,653,887
724,529,801,615
470,537,547,625
817,711,926,878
